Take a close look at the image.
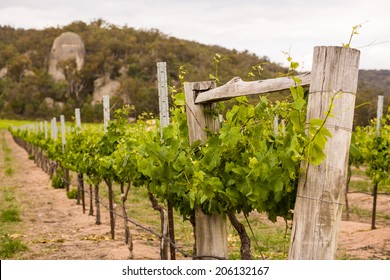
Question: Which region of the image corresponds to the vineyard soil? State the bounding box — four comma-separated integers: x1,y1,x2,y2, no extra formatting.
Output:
1,130,389,260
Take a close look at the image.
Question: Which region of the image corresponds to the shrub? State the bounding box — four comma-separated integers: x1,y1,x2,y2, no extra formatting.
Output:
51,169,66,189
66,188,78,199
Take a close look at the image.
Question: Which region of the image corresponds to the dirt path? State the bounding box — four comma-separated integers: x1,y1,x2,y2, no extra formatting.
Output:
1,130,389,259
1,130,160,260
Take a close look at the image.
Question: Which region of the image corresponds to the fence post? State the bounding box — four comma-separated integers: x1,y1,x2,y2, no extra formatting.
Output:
157,62,170,130
44,121,48,140
102,95,115,239
51,117,58,141
157,61,175,260
75,108,81,132
184,81,228,260
288,46,360,259
376,95,384,137
372,95,384,229
103,95,110,133
60,115,66,152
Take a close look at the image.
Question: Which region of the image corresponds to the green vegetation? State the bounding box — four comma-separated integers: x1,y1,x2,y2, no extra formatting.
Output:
9,61,331,259
1,130,13,176
356,70,390,126
0,21,387,125
0,208,21,222
0,119,32,130
51,169,66,189
349,205,390,221
0,187,28,258
349,179,372,193
0,20,285,122
66,188,78,199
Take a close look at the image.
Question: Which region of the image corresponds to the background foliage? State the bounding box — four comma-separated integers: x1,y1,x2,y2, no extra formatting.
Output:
0,19,388,124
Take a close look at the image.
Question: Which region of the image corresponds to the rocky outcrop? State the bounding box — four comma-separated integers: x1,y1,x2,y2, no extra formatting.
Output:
92,75,121,104
48,32,85,81
48,32,126,105
0,67,7,78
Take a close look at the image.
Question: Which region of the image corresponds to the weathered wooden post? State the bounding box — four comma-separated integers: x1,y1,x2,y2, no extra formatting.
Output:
184,81,228,260
103,95,110,133
156,61,173,260
289,46,360,259
60,115,70,193
75,108,81,131
51,117,58,141
372,95,384,229
60,115,66,152
44,121,48,140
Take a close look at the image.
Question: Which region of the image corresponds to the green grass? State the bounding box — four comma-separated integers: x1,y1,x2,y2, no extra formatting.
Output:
378,180,390,193
0,187,28,258
0,119,33,130
349,180,372,193
1,131,14,176
350,205,390,221
66,188,78,199
0,235,28,258
0,208,21,222
349,167,390,194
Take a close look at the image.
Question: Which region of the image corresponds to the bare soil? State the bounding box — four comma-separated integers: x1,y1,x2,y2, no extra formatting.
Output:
1,130,389,259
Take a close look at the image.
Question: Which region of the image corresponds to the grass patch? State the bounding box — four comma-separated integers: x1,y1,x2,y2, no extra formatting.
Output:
1,131,14,176
337,250,360,260
350,205,390,221
351,167,367,177
350,166,390,194
51,169,66,189
66,188,78,199
349,180,372,193
0,208,21,222
378,180,390,193
0,235,28,258
0,119,33,130
0,187,28,258
350,206,372,219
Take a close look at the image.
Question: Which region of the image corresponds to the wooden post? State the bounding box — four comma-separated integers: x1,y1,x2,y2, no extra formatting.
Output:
288,46,360,259
157,61,175,259
184,81,228,260
60,115,66,152
44,121,48,140
78,173,86,214
103,95,110,133
157,62,170,130
51,117,58,141
75,108,81,132
376,95,384,137
102,95,115,239
94,184,101,225
372,95,384,229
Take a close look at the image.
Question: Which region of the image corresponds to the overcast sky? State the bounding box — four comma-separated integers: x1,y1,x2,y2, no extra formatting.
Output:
0,0,389,70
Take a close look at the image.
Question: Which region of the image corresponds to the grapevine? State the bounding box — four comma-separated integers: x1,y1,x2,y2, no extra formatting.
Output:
9,60,332,259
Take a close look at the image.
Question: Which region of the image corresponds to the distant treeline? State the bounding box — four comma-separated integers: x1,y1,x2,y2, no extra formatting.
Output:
0,19,388,125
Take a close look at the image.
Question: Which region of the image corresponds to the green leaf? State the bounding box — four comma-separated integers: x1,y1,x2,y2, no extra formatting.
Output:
293,98,306,110
219,126,241,147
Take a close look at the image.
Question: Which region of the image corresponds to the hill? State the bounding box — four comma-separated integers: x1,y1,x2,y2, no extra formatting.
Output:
354,70,390,126
0,19,389,125
0,20,285,122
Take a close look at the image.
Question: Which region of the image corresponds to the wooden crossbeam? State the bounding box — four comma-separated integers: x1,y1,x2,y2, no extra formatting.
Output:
194,73,311,104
